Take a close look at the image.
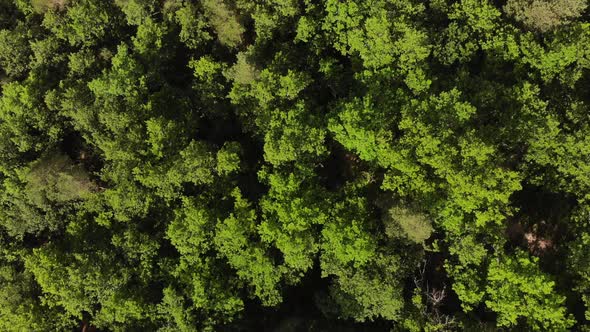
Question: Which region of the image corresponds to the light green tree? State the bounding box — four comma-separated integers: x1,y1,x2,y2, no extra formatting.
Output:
485,251,574,330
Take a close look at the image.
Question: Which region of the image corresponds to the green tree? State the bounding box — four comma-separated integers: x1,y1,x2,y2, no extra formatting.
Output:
214,188,282,306
42,0,122,47
166,197,245,328
0,264,74,331
174,2,211,49
485,251,574,330
259,168,329,276
0,23,31,78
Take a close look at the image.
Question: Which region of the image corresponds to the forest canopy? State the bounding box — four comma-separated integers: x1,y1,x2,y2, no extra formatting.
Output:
0,0,590,330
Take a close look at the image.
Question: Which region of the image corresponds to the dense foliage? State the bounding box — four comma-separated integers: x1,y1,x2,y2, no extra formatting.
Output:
0,0,589,330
